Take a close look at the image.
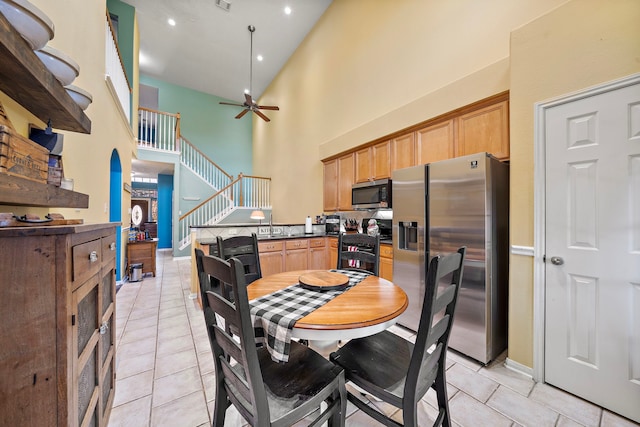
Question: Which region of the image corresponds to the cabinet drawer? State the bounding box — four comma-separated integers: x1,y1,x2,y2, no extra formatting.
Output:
286,239,308,250
380,244,393,259
309,238,326,248
258,241,284,253
73,239,101,283
329,238,338,249
102,234,116,264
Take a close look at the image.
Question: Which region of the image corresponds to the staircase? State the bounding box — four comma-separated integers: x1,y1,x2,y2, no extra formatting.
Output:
136,107,271,250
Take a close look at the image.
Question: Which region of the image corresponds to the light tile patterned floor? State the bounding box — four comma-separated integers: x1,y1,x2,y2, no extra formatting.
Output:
109,250,639,427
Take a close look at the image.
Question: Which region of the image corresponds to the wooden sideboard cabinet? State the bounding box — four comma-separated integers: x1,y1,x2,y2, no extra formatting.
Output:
126,238,158,277
0,223,117,427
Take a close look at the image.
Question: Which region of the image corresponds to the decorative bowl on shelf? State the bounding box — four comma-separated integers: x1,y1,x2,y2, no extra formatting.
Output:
0,0,54,50
64,84,92,110
35,45,79,86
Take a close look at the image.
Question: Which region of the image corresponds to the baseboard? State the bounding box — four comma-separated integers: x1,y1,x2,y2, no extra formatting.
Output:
505,357,534,379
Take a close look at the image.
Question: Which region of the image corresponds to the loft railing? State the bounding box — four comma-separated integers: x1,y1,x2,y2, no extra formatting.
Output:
138,107,180,152
178,174,271,249
105,12,131,122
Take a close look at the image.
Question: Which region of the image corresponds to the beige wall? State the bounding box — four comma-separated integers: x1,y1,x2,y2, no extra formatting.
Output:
508,0,640,366
255,0,639,368
1,0,136,226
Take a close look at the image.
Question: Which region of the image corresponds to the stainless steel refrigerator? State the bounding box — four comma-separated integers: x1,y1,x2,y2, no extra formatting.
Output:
392,152,509,364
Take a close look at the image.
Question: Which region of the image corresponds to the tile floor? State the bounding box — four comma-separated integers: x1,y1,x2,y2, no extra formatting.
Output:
108,250,638,427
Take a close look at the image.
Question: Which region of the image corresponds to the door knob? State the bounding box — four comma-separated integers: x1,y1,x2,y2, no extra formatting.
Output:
550,256,564,265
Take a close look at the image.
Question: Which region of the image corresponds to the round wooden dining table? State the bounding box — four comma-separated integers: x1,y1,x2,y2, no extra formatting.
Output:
247,269,409,342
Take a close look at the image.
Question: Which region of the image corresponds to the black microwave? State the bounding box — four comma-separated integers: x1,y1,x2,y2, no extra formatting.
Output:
351,179,392,210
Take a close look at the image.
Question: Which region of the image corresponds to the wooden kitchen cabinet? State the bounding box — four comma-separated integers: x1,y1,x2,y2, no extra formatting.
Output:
416,119,455,164
126,238,158,277
355,141,391,183
258,240,285,277
323,152,355,212
456,100,509,160
285,239,309,270
323,158,338,211
0,224,117,427
379,243,393,282
337,153,355,211
328,237,338,270
391,132,416,172
308,237,328,270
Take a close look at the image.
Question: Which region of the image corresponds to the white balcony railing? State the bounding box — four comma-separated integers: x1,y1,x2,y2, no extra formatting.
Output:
105,13,131,122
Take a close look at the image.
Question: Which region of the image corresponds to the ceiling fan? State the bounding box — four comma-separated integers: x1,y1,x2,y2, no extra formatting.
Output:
219,25,279,122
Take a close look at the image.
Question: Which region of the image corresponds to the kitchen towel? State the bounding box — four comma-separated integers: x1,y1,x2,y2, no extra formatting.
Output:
249,269,370,363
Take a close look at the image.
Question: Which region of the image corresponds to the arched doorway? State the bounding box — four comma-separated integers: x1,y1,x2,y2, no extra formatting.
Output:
109,150,123,281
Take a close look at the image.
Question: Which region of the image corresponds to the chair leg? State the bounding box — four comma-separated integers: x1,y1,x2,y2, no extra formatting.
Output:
328,374,346,427
212,385,229,427
433,371,451,427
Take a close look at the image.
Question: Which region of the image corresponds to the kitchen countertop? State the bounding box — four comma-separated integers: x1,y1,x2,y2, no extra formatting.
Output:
197,233,392,245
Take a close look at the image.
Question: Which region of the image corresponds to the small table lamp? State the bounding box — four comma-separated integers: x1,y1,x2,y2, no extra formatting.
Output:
250,210,265,224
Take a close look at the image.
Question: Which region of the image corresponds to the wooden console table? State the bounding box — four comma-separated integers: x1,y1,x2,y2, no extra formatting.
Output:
127,238,157,277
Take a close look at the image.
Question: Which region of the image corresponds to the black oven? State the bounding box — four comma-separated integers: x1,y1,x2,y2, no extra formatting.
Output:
351,179,392,210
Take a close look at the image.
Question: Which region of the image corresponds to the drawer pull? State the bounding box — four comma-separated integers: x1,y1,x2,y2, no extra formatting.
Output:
89,251,98,262
99,322,109,335
109,242,116,251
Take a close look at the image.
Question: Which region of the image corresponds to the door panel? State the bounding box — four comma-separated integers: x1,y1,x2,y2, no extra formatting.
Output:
544,79,640,422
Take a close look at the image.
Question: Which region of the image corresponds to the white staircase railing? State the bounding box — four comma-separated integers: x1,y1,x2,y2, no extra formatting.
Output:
180,136,232,189
138,107,180,152
178,174,271,249
135,107,271,250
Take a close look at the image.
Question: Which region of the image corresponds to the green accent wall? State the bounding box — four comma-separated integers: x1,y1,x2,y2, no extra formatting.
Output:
140,74,253,178
106,0,135,86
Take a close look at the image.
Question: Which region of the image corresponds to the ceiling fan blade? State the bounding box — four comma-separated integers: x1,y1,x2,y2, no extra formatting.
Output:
253,109,271,122
235,109,250,119
219,102,244,107
257,105,280,110
244,93,253,105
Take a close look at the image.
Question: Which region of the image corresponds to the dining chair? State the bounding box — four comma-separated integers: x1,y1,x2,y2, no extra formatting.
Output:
217,233,262,284
200,253,347,427
330,246,466,427
336,232,380,276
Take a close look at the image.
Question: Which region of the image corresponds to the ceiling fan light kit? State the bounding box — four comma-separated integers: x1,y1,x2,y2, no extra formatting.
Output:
219,25,279,122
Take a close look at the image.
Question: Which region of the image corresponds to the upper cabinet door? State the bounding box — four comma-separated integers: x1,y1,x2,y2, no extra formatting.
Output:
416,119,455,165
355,147,372,183
323,159,338,211
391,133,416,172
456,100,509,160
337,153,355,211
372,140,391,179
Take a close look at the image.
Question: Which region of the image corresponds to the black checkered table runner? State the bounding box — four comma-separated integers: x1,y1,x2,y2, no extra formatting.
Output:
249,269,371,363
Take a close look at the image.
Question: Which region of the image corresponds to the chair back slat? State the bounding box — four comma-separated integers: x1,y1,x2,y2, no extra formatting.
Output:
337,233,380,275
408,247,466,401
217,234,262,285
197,253,270,423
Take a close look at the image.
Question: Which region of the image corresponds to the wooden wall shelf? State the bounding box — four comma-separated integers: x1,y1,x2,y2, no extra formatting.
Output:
0,12,91,133
0,174,88,208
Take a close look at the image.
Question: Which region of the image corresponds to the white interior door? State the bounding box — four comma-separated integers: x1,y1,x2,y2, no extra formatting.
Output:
544,78,640,422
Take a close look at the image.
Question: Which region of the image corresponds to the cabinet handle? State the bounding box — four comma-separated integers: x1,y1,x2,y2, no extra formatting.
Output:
89,251,98,262
109,242,116,251
99,321,109,335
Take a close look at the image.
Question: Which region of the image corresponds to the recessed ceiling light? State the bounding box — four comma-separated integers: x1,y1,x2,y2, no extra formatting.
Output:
257,54,263,61
284,6,291,15
167,18,176,26
244,89,250,94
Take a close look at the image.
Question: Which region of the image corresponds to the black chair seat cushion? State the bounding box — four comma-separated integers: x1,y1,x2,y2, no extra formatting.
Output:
331,330,438,408
256,340,343,422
